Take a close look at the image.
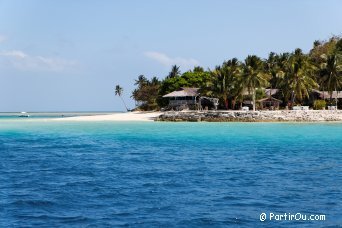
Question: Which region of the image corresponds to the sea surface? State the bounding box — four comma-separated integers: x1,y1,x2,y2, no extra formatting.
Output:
0,115,341,227
0,112,118,119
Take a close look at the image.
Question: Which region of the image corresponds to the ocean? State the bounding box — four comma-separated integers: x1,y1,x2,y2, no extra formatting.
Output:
0,116,341,227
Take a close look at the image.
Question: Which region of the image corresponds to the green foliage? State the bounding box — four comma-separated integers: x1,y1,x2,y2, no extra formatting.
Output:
279,48,318,105
241,55,270,110
241,55,270,93
167,65,181,78
265,52,287,89
157,70,212,107
132,76,161,111
255,88,266,100
313,100,326,110
309,36,340,65
319,52,342,96
336,39,342,53
193,66,204,73
159,71,211,96
210,58,243,109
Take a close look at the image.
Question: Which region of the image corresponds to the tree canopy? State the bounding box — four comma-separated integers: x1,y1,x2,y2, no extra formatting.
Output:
131,36,342,110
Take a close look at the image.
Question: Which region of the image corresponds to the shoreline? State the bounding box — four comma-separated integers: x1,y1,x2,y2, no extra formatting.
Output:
50,110,342,122
53,111,163,122
156,110,342,122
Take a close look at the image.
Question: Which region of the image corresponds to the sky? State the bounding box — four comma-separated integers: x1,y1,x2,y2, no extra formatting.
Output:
0,0,341,112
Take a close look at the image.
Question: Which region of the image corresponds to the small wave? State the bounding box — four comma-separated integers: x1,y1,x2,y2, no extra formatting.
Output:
16,214,91,223
11,199,55,207
177,217,252,226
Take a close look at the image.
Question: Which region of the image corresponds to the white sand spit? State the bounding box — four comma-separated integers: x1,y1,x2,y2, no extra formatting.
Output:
55,112,162,122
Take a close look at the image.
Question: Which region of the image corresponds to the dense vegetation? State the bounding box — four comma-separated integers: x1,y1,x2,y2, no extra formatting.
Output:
130,36,342,111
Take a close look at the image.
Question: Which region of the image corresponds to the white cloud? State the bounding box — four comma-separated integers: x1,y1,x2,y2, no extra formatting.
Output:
144,51,199,70
0,50,77,71
1,50,27,58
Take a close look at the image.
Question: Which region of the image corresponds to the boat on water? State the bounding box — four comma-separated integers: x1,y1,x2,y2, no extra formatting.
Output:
18,112,30,117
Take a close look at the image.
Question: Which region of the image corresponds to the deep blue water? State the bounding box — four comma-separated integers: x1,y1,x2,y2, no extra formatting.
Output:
0,119,341,227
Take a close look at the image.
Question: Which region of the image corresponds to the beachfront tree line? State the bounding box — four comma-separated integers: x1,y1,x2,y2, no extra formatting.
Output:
119,36,342,111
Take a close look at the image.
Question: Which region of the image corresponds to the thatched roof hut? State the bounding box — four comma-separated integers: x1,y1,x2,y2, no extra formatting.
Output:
312,89,342,99
163,87,199,98
162,88,199,109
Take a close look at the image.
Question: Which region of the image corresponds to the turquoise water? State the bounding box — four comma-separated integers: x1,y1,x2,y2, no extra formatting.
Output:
0,112,119,119
0,118,341,227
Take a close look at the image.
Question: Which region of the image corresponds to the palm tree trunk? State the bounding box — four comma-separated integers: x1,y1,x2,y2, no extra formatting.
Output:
223,94,228,110
335,86,338,110
291,90,295,108
232,98,236,110
120,96,129,112
225,98,228,110
253,88,256,111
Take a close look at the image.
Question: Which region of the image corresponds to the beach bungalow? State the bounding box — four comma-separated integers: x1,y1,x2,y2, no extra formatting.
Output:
258,97,282,110
312,89,342,109
312,89,342,100
163,87,219,110
163,87,200,109
242,88,281,110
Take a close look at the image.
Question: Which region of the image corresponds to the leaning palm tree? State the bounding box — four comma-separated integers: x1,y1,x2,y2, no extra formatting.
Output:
115,85,129,111
319,53,342,106
241,55,270,111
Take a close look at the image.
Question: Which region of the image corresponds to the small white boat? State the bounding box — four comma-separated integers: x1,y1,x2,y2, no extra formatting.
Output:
18,112,30,117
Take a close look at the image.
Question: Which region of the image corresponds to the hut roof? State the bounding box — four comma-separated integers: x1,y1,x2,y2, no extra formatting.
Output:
163,87,199,98
313,89,342,99
265,89,279,96
242,88,280,96
258,97,282,103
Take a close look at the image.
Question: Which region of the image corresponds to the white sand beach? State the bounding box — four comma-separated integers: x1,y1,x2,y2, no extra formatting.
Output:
57,111,162,122
54,110,342,122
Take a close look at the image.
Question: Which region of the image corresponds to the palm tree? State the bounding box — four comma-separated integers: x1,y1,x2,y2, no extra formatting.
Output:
265,53,285,89
281,49,318,106
168,65,181,78
211,65,226,108
319,53,342,106
223,58,242,109
115,85,129,111
150,76,160,86
313,40,321,48
211,58,242,109
193,66,204,73
263,52,289,105
241,55,270,111
135,75,148,86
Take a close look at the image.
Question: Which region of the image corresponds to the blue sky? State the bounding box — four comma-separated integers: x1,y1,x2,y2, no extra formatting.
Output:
0,0,341,111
